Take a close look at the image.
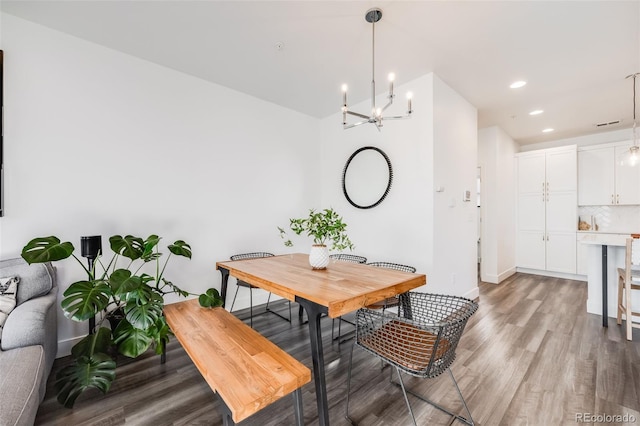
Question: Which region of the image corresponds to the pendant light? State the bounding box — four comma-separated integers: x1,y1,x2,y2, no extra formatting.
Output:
341,8,412,130
627,72,639,166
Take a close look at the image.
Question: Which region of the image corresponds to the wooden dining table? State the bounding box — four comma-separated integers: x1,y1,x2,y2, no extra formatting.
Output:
216,253,426,426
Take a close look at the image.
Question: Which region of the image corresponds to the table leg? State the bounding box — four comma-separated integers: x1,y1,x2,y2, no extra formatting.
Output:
398,293,413,320
218,267,230,309
602,244,608,327
296,297,330,426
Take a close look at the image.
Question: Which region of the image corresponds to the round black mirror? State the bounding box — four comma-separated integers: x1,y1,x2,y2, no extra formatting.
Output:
342,146,393,209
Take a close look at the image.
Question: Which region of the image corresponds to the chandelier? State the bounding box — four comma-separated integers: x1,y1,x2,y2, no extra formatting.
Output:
341,8,412,130
628,72,639,166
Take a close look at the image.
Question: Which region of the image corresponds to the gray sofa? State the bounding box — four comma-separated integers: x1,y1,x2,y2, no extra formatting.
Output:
0,258,58,426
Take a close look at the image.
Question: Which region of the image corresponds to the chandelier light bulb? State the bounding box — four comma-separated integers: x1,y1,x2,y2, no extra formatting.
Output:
388,73,395,82
342,84,348,107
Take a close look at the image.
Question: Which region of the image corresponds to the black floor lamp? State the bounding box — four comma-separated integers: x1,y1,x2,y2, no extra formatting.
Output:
81,235,102,335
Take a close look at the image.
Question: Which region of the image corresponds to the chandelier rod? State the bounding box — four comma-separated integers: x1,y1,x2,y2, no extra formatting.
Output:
371,17,376,115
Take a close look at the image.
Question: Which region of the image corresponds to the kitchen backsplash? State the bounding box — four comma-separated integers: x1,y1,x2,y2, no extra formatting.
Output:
578,205,640,233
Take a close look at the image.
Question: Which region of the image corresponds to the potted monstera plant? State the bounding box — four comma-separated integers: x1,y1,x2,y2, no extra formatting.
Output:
278,208,354,269
21,234,222,408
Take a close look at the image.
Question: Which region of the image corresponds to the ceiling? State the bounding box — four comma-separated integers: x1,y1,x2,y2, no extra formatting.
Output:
2,1,639,145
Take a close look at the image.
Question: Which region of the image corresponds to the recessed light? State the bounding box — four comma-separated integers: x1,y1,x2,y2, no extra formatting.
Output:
510,80,527,89
542,128,554,133
529,109,544,116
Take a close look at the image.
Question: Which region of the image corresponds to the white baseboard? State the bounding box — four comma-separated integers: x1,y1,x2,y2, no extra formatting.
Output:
56,335,86,359
516,267,587,282
463,286,480,301
481,267,517,284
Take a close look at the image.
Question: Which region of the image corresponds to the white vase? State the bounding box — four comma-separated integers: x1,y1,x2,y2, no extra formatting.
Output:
309,244,330,269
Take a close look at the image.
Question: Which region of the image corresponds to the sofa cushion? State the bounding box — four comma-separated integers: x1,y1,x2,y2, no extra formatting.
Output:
0,276,19,342
0,258,54,306
0,345,45,426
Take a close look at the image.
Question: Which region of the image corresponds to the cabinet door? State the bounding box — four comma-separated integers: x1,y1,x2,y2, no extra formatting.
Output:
517,154,546,194
546,232,577,273
546,192,577,232
546,149,576,192
517,231,546,270
576,239,588,275
518,194,545,231
578,147,614,205
614,144,640,205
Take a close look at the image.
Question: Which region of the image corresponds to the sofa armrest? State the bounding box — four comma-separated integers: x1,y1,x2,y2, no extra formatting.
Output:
1,290,58,378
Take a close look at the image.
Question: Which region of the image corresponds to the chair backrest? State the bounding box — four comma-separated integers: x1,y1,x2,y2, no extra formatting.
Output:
230,252,274,261
624,238,640,284
356,292,477,379
367,261,416,273
630,237,640,267
330,254,367,264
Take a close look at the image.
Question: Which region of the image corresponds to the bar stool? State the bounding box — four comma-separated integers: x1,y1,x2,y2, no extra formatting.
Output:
617,236,640,340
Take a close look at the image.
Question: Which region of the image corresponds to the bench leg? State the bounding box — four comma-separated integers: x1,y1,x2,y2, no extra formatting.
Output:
293,388,304,426
217,394,236,426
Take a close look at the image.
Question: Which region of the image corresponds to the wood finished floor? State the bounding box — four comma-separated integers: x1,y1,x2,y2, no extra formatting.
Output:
35,273,640,425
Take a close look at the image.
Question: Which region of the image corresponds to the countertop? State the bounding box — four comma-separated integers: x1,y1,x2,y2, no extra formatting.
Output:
577,232,628,246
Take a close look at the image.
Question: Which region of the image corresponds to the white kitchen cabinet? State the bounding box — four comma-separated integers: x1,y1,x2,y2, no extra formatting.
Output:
578,141,640,206
516,146,577,274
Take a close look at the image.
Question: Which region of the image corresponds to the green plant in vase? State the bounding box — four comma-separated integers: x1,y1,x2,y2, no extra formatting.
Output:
278,208,354,269
21,234,223,408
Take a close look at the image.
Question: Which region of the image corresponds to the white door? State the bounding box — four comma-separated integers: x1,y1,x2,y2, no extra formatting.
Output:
578,147,614,205
614,144,640,205
517,231,546,270
518,194,545,231
518,154,546,194
546,232,577,273
546,149,577,192
546,192,578,233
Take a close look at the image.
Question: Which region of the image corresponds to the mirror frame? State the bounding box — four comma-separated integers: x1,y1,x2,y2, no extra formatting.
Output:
342,146,393,209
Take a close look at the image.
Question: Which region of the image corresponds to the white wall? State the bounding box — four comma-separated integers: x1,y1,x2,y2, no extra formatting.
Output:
319,73,478,299
432,76,478,297
0,14,321,356
478,126,517,283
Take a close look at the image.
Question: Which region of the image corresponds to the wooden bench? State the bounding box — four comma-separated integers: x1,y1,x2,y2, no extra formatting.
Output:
164,299,311,425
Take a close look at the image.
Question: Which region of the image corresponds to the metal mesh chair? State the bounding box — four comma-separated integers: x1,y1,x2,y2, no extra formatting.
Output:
229,252,291,327
346,292,478,426
335,260,416,343
329,254,368,264
365,262,417,313
617,236,640,340
328,254,367,341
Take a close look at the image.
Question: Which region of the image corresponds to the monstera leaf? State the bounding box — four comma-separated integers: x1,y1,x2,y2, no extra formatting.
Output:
21,236,74,264
141,235,162,262
148,316,172,355
113,319,153,358
199,288,224,308
124,298,163,330
56,328,116,408
109,235,144,260
110,269,144,295
168,240,192,259
61,280,111,322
